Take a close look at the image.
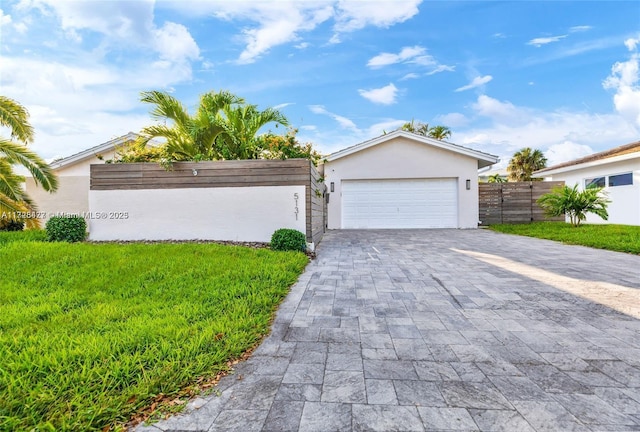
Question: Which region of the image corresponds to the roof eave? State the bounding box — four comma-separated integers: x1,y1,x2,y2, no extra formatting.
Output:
327,130,498,166
534,151,640,177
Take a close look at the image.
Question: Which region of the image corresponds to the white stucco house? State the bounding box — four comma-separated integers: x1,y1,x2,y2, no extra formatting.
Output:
324,130,498,229
25,132,143,222
534,140,640,225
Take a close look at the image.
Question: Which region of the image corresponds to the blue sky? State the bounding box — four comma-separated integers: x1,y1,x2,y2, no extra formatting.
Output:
1,0,639,168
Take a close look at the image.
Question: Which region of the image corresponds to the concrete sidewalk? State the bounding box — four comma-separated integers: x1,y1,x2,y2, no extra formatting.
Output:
136,229,640,431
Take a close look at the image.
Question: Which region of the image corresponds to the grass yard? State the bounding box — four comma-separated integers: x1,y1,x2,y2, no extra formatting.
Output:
489,222,640,254
0,232,308,431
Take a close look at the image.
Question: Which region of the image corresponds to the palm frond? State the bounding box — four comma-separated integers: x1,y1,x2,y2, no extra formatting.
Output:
0,138,58,192
0,96,34,144
140,91,191,127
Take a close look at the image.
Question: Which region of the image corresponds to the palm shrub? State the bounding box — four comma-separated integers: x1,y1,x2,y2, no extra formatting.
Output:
537,184,610,227
271,228,307,252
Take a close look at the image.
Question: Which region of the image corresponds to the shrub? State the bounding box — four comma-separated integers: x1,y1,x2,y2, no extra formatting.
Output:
45,216,87,242
270,228,307,252
0,219,25,231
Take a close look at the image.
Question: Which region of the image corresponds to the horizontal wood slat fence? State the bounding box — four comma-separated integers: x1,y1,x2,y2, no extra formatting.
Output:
90,159,326,244
479,181,565,225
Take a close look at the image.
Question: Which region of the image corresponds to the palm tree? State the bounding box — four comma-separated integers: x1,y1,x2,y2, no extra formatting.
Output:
428,125,452,141
400,119,430,136
138,90,243,161
487,173,506,183
538,184,609,227
217,104,289,160
507,147,547,181
0,96,58,228
399,120,451,140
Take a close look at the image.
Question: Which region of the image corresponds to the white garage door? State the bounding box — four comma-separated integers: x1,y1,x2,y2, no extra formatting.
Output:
342,178,458,229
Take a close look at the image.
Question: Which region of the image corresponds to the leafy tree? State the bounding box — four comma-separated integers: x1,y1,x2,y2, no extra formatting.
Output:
254,128,323,165
0,96,58,228
487,173,506,183
537,184,609,227
399,119,451,140
507,147,547,181
217,104,289,160
138,90,243,162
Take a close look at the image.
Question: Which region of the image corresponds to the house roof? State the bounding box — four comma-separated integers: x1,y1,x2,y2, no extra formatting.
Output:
535,140,640,176
326,130,499,169
49,132,144,170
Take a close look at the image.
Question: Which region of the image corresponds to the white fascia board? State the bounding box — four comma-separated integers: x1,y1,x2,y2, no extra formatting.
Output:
534,152,640,177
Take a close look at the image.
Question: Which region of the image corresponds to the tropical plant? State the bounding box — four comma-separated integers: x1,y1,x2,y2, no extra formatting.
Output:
0,96,58,228
507,147,547,181
217,104,289,160
137,90,243,162
428,125,452,141
399,119,451,140
537,184,610,227
487,173,506,183
255,128,323,165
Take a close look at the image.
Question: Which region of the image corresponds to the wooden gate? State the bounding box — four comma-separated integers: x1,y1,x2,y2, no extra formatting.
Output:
479,181,565,225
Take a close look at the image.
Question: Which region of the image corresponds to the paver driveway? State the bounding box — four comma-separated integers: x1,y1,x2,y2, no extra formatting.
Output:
136,229,640,432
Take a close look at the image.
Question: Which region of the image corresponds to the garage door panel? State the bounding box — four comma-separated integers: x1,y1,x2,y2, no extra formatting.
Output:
342,179,458,229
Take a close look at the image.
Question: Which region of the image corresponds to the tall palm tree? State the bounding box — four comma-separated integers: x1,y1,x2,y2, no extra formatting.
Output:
138,90,243,161
507,147,547,182
217,104,289,159
428,125,452,141
0,96,58,228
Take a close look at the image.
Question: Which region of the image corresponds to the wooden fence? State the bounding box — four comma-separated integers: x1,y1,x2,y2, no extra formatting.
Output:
479,181,565,225
91,159,326,245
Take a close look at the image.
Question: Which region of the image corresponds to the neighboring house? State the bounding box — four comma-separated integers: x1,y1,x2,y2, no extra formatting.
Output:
534,140,640,225
25,132,143,222
324,130,498,229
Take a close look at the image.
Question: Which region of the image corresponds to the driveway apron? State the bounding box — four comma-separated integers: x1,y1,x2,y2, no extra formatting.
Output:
135,229,640,432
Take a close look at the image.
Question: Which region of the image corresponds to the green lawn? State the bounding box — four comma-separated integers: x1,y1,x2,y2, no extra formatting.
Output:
488,222,640,254
0,232,308,431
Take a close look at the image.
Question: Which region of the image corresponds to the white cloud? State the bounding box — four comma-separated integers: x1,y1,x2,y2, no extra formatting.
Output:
455,94,639,165
569,25,592,33
187,1,420,63
434,112,469,128
367,45,427,68
358,83,398,105
333,0,421,32
527,35,567,47
273,102,295,110
400,73,420,81
455,75,493,92
153,22,200,62
0,8,12,25
308,105,358,130
295,42,310,49
426,64,455,75
493,32,506,39
545,141,594,166
18,0,199,64
603,37,640,127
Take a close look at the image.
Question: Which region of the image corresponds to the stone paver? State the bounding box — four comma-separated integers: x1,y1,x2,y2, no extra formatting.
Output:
134,229,640,431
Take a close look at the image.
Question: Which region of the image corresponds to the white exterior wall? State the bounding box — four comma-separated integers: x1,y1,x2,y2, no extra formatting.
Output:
544,158,640,225
325,136,480,229
25,151,116,222
88,186,306,242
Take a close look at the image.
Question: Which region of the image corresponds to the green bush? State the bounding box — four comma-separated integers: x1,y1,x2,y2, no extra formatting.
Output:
270,228,307,252
0,219,25,231
45,216,87,242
